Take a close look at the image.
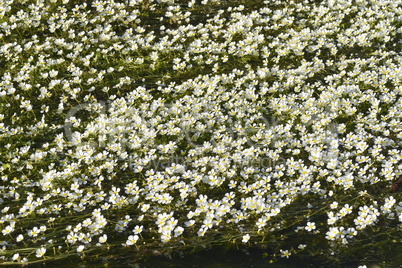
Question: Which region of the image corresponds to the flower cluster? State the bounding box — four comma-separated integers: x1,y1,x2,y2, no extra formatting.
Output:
0,0,400,265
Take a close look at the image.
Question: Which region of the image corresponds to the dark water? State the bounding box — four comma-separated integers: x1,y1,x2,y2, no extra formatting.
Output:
26,249,303,268
134,249,293,268
29,247,388,268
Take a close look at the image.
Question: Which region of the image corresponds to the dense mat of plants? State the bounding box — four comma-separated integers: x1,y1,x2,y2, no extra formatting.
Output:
0,0,401,266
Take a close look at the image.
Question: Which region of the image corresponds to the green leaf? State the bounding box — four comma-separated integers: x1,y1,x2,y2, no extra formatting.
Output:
2,163,10,171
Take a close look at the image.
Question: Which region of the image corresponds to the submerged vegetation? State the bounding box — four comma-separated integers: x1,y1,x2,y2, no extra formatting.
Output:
0,0,401,266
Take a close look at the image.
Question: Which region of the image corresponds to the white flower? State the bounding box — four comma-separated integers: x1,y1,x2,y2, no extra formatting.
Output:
326,227,339,240
126,235,139,246
327,216,337,225
16,234,23,242
305,222,316,232
2,225,13,236
36,247,46,258
28,227,40,237
133,225,143,234
280,249,291,258
99,234,107,244
242,234,250,243
12,253,19,261
174,226,184,237
49,69,58,78
77,245,85,253
298,244,306,250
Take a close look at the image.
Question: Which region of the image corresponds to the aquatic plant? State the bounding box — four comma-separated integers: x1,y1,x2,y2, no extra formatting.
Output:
0,0,401,266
